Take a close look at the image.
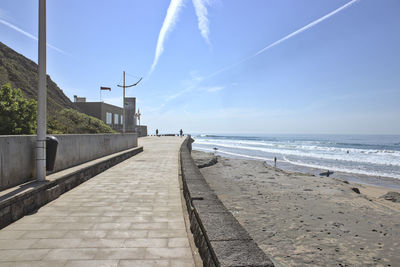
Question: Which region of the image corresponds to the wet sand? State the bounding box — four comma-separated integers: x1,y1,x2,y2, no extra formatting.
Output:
192,150,400,267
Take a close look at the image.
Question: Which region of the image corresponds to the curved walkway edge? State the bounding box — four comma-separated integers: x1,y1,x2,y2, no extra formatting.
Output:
180,137,274,267
0,136,196,266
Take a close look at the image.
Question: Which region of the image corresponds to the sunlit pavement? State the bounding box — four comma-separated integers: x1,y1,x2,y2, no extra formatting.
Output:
0,136,195,267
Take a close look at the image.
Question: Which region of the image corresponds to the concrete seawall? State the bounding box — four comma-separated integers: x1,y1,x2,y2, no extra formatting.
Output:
180,137,274,267
0,133,138,191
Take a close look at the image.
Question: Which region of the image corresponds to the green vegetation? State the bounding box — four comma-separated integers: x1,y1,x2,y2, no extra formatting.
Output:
0,82,115,135
48,109,116,134
0,42,117,135
0,83,37,135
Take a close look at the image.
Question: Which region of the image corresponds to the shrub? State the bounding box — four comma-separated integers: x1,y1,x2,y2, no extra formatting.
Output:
0,83,37,134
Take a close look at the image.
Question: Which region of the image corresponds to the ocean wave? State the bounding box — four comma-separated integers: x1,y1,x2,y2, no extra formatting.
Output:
195,134,263,140
194,147,277,162
194,140,400,166
197,138,400,155
194,147,400,179
282,157,400,179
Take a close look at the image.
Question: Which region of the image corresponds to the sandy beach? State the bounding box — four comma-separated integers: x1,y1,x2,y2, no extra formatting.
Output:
192,150,400,266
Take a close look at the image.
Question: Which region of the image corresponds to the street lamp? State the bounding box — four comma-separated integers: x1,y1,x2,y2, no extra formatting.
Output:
37,0,46,181
117,71,142,133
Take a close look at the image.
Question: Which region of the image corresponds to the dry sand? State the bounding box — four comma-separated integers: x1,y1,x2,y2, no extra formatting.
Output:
192,150,400,267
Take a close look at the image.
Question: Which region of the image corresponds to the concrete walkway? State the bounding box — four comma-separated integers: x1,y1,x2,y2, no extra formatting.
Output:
0,136,196,266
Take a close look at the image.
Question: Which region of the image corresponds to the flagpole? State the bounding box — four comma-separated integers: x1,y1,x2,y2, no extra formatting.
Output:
100,86,111,102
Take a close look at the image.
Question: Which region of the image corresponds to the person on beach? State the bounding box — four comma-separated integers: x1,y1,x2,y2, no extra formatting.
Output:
274,157,277,168
180,129,183,137
156,129,159,136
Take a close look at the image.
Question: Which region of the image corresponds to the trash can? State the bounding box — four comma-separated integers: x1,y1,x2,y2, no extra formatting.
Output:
46,136,59,171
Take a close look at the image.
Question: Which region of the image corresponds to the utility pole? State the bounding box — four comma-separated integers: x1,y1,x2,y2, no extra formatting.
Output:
37,0,46,181
117,71,142,133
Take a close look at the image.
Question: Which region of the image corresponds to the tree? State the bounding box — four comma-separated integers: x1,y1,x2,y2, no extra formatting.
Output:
0,83,37,135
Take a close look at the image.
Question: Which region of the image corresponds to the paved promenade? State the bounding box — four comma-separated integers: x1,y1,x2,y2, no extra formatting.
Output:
0,136,196,266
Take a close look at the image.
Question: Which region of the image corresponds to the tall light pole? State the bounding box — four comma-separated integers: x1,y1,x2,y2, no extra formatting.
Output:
117,71,142,133
36,0,46,181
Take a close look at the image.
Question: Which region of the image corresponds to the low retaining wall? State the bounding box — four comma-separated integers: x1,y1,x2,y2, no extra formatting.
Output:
0,146,143,229
0,133,138,191
134,125,148,137
180,137,274,267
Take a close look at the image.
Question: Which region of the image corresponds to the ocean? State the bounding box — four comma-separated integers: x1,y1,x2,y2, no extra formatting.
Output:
192,134,400,189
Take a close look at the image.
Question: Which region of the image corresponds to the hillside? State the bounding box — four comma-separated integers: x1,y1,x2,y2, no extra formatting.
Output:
0,42,75,113
0,42,115,134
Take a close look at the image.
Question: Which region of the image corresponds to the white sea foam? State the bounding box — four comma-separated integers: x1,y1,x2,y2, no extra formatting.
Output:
194,147,277,162
193,146,400,179
283,157,400,179
194,140,400,166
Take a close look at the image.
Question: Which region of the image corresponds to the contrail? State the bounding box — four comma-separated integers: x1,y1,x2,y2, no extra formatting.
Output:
149,0,185,76
192,0,211,45
0,19,68,55
205,0,360,79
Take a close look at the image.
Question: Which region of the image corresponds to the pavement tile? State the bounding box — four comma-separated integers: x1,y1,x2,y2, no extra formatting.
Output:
124,238,168,248
0,231,27,240
43,248,98,260
64,260,118,267
147,230,187,238
0,137,195,266
170,258,197,267
145,247,193,259
53,223,94,230
0,239,37,249
0,261,67,267
30,239,82,249
0,249,50,261
77,239,125,248
22,230,67,239
118,259,169,267
17,216,45,224
95,248,146,260
4,223,54,231
129,222,168,230
93,223,131,230
64,230,107,239
168,222,186,230
106,230,148,239
168,238,189,248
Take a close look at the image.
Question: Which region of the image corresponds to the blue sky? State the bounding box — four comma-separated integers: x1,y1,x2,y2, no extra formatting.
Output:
1,0,399,134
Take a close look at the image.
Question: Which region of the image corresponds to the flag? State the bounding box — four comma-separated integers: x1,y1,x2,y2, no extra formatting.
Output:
100,87,111,91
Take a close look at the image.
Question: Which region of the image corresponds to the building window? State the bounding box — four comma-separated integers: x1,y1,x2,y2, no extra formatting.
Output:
120,115,123,125
106,112,112,124
114,114,119,125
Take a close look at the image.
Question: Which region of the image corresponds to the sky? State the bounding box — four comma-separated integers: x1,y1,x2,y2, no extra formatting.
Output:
0,0,399,135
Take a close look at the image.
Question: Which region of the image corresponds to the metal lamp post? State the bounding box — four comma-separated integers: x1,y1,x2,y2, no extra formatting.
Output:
117,72,142,133
36,0,46,181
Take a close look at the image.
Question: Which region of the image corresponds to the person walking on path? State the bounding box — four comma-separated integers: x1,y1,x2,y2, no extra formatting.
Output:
156,129,159,136
180,129,183,137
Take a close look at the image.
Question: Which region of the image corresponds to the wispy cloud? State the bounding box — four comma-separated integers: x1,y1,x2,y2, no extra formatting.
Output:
165,87,193,102
206,0,360,79
164,84,224,103
201,85,224,92
149,0,359,110
0,18,68,55
192,0,212,45
0,8,12,21
164,71,204,102
149,0,185,76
